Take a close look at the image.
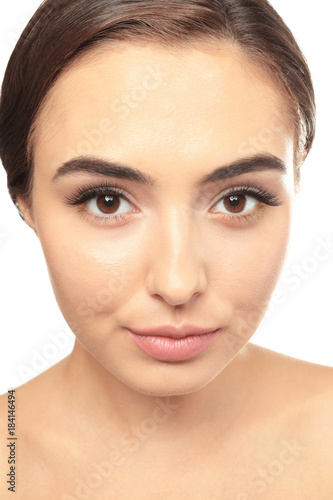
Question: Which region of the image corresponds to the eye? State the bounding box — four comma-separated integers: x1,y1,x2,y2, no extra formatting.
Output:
63,182,139,226
213,193,259,215
86,193,133,216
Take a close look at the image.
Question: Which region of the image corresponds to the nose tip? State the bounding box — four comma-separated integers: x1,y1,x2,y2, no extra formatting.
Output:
152,288,202,308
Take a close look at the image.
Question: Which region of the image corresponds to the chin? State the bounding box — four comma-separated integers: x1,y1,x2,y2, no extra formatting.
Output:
104,353,228,398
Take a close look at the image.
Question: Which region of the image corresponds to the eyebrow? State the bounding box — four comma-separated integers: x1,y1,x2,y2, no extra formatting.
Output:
52,153,286,186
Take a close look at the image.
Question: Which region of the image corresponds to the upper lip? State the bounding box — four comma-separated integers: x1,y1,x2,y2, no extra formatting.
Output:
126,325,220,339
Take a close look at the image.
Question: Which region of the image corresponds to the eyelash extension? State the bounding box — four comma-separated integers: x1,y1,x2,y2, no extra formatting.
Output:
64,180,130,207
215,184,283,208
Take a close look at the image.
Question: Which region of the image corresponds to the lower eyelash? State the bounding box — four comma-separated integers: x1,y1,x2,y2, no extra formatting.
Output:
77,209,133,226
217,206,267,225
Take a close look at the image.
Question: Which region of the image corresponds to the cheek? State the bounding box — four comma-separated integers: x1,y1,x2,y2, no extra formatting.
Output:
212,215,290,339
36,219,138,329
235,232,288,306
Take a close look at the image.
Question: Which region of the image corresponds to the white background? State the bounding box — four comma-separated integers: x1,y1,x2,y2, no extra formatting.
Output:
0,0,332,395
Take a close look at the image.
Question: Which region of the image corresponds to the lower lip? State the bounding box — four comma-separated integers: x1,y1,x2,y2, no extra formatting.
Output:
125,328,220,361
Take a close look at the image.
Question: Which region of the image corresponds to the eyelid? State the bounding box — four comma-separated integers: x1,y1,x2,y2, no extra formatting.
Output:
63,181,135,207
211,184,283,208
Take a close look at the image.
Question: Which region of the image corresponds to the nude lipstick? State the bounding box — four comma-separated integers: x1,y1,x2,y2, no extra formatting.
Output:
125,325,220,361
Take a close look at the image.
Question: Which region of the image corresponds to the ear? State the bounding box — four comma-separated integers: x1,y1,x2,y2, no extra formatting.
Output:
15,195,38,235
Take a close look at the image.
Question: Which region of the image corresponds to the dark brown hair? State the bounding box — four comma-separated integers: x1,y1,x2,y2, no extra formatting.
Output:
0,0,315,208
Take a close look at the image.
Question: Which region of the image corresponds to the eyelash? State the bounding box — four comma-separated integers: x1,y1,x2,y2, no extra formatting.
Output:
64,180,283,226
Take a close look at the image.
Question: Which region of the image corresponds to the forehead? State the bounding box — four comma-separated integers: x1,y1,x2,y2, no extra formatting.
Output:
32,41,294,174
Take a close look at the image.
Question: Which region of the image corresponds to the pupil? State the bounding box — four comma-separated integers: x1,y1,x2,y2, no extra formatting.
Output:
229,195,240,207
104,196,115,207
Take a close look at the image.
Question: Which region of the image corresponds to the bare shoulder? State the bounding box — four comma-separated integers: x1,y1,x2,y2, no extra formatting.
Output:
246,341,333,394
246,342,333,420
245,343,333,495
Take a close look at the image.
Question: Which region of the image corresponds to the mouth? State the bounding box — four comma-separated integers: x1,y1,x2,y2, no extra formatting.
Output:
125,324,220,339
125,327,221,362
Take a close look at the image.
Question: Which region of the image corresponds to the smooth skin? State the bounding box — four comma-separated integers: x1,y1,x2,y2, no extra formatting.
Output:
1,41,333,499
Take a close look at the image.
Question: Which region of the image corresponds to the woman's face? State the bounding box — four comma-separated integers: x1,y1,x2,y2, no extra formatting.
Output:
23,42,294,396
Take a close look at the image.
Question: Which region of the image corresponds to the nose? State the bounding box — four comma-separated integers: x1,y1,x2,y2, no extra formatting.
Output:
145,207,208,306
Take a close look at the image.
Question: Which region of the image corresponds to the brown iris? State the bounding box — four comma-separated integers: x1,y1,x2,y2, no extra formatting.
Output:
96,195,120,214
224,194,246,214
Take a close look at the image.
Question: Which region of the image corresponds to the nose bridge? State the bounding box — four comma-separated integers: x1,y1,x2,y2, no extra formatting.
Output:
163,206,192,264
146,205,207,305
